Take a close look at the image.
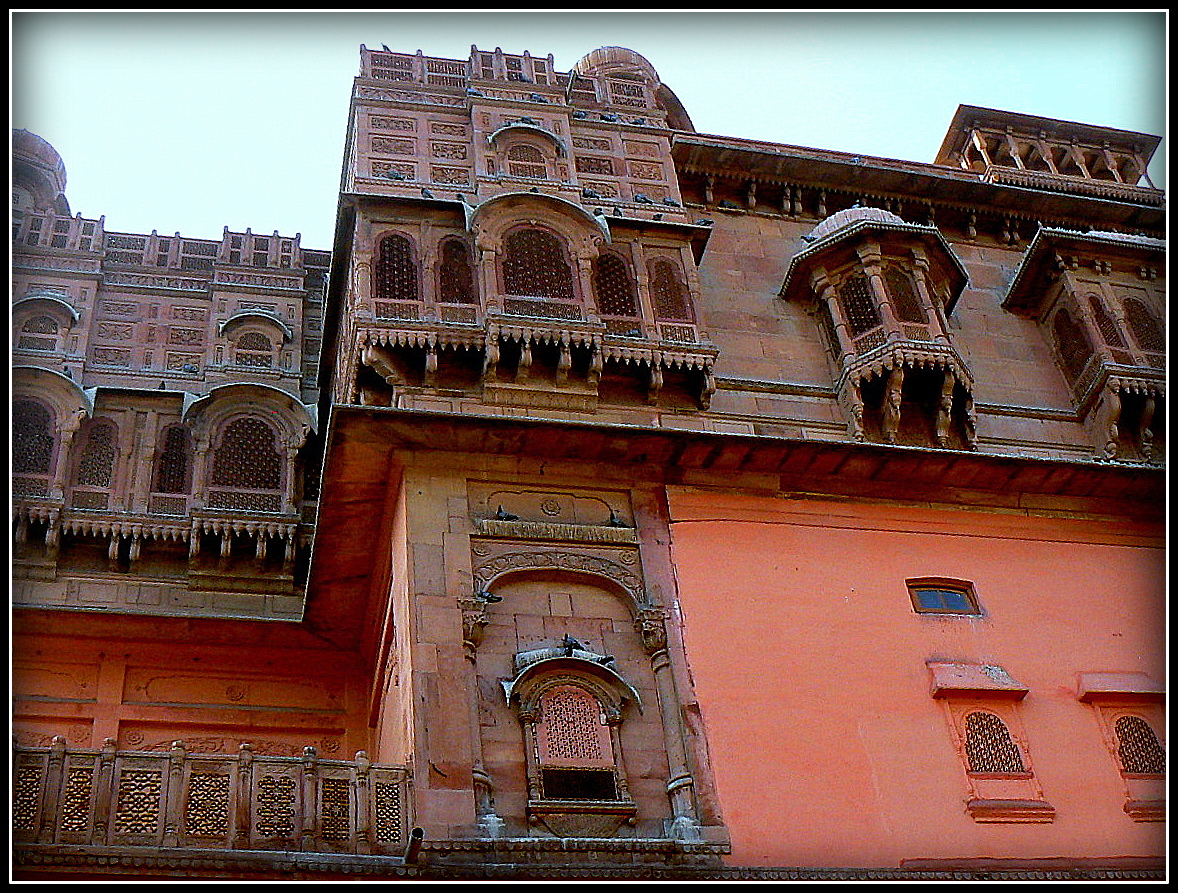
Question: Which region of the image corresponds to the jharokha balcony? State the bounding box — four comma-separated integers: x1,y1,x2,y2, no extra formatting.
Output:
13,739,418,877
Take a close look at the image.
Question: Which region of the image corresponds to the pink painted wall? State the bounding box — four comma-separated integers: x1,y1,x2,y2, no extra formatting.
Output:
666,487,1165,868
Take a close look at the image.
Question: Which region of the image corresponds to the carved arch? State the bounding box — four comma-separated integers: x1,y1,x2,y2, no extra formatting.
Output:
471,550,649,616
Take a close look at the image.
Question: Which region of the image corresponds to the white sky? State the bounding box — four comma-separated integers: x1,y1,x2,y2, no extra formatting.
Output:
11,10,1168,251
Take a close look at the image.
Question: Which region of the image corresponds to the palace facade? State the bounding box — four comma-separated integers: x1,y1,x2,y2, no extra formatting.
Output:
12,44,1165,880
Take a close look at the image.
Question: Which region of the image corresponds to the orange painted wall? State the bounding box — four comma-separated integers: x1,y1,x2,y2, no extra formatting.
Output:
665,487,1165,868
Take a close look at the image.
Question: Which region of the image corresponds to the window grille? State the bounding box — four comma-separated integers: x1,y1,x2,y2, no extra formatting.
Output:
1115,715,1166,775
964,711,1025,773
649,259,692,321
886,268,927,324
155,426,191,493
18,315,60,351
1087,295,1127,347
13,400,54,475
593,254,639,318
234,332,273,367
1052,308,1095,382
375,235,419,303
438,239,476,304
76,421,116,488
502,229,575,301
1123,299,1164,353
506,144,547,179
839,274,882,336
210,418,281,491
535,685,619,801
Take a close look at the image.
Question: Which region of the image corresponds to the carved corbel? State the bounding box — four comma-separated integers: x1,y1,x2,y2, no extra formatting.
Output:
556,336,571,384
647,362,663,405
841,380,866,441
482,331,501,383
1095,383,1122,460
424,342,439,387
935,370,956,447
634,605,669,656
882,365,905,443
699,367,716,410
1139,395,1156,460
516,336,532,382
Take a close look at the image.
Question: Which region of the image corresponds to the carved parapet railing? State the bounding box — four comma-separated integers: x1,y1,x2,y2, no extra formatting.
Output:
13,740,412,859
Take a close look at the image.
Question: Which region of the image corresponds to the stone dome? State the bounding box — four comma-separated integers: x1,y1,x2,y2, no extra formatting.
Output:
573,46,660,83
805,206,909,244
12,129,69,215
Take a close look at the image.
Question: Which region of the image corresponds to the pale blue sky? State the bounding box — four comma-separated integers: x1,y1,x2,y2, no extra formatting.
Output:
11,11,1167,250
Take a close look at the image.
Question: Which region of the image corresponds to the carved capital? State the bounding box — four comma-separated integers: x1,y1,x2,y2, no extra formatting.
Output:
634,606,669,655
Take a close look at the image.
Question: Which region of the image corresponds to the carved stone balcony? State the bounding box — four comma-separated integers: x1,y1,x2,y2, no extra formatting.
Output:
13,740,414,873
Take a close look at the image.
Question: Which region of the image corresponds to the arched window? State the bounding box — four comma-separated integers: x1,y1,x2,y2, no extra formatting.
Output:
1115,715,1166,775
1087,295,1127,348
506,144,547,179
438,238,476,304
211,417,282,491
1123,298,1164,353
838,273,881,336
593,254,639,319
502,228,574,301
17,315,61,352
13,399,55,476
1052,307,1095,382
234,331,274,367
535,684,620,801
649,259,692,322
75,420,117,489
886,268,927,324
154,425,191,494
964,710,1025,773
375,234,419,303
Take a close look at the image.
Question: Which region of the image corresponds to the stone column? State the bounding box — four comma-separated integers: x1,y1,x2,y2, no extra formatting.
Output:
635,606,700,840
857,243,900,338
460,596,504,836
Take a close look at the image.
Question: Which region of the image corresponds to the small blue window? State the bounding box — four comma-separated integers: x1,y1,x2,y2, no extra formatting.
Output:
909,579,980,615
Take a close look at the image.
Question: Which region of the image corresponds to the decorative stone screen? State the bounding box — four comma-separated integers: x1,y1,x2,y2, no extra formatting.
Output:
375,234,419,303
649,259,692,322
502,228,575,302
506,144,547,179
1052,307,1095,383
75,421,116,488
438,238,476,304
964,710,1026,773
18,315,60,351
234,332,274,367
838,274,882,336
155,425,191,493
1115,715,1166,775
886,268,927,324
13,399,55,475
593,254,639,318
1124,299,1164,353
210,418,282,491
535,684,619,801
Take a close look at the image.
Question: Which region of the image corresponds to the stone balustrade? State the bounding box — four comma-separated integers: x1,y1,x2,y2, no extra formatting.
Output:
13,739,413,859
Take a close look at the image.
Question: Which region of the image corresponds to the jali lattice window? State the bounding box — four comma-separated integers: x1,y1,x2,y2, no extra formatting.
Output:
375,234,420,303
649,259,692,322
502,228,575,301
210,417,281,491
593,254,639,318
1115,715,1166,775
506,144,547,179
13,400,55,475
438,238,476,304
234,332,274,367
839,274,882,336
1124,299,1164,353
17,315,60,352
1088,295,1128,349
964,710,1026,774
1051,308,1095,382
536,684,619,801
155,425,191,493
75,421,117,488
886,268,927,324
